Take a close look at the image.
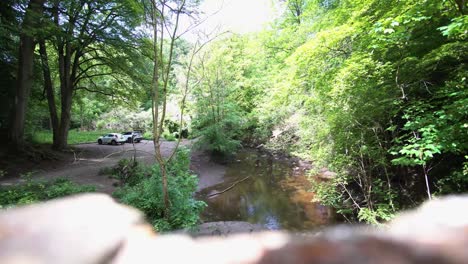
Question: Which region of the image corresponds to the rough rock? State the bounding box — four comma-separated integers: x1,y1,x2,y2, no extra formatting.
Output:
0,194,149,264
189,221,265,237
1,194,468,264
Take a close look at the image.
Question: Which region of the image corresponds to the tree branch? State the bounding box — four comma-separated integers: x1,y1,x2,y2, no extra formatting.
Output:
206,176,251,198
74,71,113,85
75,86,114,96
75,63,108,83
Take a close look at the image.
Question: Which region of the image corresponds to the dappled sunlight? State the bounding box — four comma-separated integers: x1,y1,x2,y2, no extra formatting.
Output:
2,1,466,262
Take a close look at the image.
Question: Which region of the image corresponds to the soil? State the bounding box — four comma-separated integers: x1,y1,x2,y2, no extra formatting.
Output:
0,140,224,194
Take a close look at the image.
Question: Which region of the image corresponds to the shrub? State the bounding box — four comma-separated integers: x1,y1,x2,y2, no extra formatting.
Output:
143,131,154,140
113,148,206,232
194,123,241,156
435,157,468,195
110,159,148,187
164,119,180,134
0,176,96,208
43,178,96,199
162,131,177,141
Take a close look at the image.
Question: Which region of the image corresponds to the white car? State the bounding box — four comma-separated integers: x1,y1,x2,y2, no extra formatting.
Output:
122,131,143,143
97,133,126,145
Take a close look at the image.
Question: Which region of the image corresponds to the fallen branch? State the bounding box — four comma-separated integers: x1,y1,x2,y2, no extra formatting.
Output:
207,176,251,198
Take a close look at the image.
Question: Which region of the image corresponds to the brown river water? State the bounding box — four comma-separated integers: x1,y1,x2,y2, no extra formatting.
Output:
196,149,335,231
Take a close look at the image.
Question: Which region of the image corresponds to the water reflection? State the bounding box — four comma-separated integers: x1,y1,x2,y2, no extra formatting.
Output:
197,149,335,231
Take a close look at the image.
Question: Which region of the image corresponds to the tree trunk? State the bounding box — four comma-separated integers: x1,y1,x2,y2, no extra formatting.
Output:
54,82,73,150
39,40,59,145
79,103,84,131
9,0,45,151
10,36,34,150
150,11,170,215
52,3,76,150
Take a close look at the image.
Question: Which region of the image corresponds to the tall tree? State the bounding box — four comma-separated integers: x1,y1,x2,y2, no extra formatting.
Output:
144,0,200,215
39,0,142,149
9,0,45,151
0,0,19,137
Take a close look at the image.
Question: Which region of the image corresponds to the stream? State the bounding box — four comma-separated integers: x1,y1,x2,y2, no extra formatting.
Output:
196,149,335,231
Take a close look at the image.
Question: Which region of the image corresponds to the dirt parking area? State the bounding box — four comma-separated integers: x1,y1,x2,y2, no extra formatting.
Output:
0,140,226,194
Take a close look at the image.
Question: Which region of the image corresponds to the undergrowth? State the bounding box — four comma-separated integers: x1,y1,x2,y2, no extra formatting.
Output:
0,175,96,208
112,147,206,232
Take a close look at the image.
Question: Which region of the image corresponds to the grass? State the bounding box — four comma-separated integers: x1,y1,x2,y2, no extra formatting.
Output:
0,176,96,208
31,129,108,145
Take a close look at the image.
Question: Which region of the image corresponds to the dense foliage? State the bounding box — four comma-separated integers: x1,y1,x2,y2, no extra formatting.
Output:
190,35,270,155
113,148,206,231
190,0,467,223
2,0,466,225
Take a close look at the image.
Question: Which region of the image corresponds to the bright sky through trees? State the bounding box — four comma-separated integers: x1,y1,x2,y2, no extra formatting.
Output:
180,0,280,41
202,0,278,33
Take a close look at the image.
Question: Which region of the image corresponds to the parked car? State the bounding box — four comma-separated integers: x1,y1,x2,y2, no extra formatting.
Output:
97,133,126,145
122,131,143,143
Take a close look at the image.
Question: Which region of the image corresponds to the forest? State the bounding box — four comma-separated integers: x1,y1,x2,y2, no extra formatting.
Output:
0,0,467,228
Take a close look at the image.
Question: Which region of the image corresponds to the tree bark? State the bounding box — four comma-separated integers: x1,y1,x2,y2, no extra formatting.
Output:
39,40,59,145
50,2,102,150
150,4,169,215
54,83,73,150
9,0,45,151
51,1,79,150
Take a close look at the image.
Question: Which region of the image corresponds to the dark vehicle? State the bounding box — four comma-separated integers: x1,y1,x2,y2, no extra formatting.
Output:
122,131,143,143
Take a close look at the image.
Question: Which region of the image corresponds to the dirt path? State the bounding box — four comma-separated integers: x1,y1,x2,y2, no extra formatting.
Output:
0,140,226,194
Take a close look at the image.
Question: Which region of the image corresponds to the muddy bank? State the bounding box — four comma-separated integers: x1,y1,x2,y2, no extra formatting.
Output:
189,149,227,191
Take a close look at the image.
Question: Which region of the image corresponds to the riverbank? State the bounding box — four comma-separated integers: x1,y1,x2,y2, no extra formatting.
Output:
0,141,333,235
